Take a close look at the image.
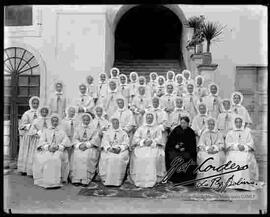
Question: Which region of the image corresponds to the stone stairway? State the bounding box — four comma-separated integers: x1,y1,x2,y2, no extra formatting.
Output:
114,59,185,81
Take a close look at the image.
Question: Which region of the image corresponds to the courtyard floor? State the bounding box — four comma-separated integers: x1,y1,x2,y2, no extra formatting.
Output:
3,169,267,214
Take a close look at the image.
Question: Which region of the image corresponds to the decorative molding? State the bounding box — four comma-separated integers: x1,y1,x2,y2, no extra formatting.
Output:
197,64,218,72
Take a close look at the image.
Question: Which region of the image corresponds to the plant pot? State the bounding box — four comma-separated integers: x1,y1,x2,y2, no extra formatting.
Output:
202,52,212,65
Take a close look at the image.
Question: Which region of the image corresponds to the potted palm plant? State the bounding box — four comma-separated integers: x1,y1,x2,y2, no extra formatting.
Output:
201,21,226,65
186,16,205,54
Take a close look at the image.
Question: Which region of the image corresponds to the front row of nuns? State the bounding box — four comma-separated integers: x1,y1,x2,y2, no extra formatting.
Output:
18,96,261,191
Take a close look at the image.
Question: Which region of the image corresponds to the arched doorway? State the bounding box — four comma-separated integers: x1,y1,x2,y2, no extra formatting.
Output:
113,5,187,79
4,47,41,160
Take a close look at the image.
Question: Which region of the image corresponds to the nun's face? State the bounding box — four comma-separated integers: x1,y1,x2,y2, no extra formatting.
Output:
233,94,241,104
109,81,117,90
120,76,126,84
100,73,106,82
235,118,243,129
180,119,189,129
131,73,137,81
51,117,59,128
210,85,218,95
187,84,194,93
139,78,145,85
40,108,48,117
146,114,154,124
82,115,91,126
168,72,174,80
68,107,76,118
197,77,203,86
139,86,145,95
167,84,174,94
55,83,63,92
151,73,157,80
158,78,164,85
207,119,215,131
117,99,125,109
176,99,183,108
223,101,231,110
95,107,103,117
152,98,159,108
199,104,206,115
87,76,94,84
78,107,85,113
184,72,190,79
177,76,183,84
79,85,87,94
112,119,119,129
31,99,39,109
112,69,118,77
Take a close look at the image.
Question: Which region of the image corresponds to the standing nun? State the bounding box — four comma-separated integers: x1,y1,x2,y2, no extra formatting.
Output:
104,80,120,119
174,74,186,97
98,116,130,186
149,72,158,97
96,72,108,108
166,70,176,86
182,69,194,86
70,113,100,186
183,83,199,122
156,75,166,97
17,96,40,175
75,83,95,115
110,67,120,87
130,111,165,187
136,76,151,98
170,97,190,130
49,81,67,119
231,91,252,128
224,115,260,190
194,75,208,103
130,86,151,127
196,117,225,189
34,114,70,188
216,99,234,140
86,75,98,102
203,82,222,119
128,71,139,103
119,74,131,106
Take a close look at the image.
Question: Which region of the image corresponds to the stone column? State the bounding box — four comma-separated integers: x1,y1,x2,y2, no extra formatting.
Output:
197,64,218,87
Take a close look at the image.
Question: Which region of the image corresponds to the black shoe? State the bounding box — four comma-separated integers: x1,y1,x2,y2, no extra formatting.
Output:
72,183,81,187
82,184,89,187
21,172,27,176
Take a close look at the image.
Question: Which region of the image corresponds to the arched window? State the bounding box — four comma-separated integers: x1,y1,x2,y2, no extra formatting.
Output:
4,47,40,159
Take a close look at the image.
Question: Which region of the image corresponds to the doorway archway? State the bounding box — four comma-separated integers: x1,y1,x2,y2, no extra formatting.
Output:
112,5,189,78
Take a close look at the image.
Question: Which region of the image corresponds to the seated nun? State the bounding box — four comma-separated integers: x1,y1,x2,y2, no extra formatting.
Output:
34,114,70,188
98,116,130,186
70,113,100,186
113,96,136,142
169,97,190,130
146,97,169,144
196,117,225,189
224,115,260,191
92,106,110,140
130,112,166,188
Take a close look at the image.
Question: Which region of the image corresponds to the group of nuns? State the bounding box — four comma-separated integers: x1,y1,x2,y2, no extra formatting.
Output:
17,67,261,191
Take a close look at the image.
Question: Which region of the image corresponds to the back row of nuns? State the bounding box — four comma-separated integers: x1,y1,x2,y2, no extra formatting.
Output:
17,67,261,191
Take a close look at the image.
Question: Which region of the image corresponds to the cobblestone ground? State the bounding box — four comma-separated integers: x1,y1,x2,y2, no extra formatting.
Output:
3,168,267,214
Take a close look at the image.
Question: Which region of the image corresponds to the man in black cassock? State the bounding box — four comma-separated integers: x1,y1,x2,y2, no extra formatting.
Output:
165,116,197,186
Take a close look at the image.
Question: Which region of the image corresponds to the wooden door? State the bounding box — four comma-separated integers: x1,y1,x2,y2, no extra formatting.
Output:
4,47,40,160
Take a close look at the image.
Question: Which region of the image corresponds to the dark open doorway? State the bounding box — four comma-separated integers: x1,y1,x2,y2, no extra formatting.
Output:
115,5,183,60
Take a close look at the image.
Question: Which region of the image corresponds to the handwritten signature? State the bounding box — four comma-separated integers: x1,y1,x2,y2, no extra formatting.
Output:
160,155,250,192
